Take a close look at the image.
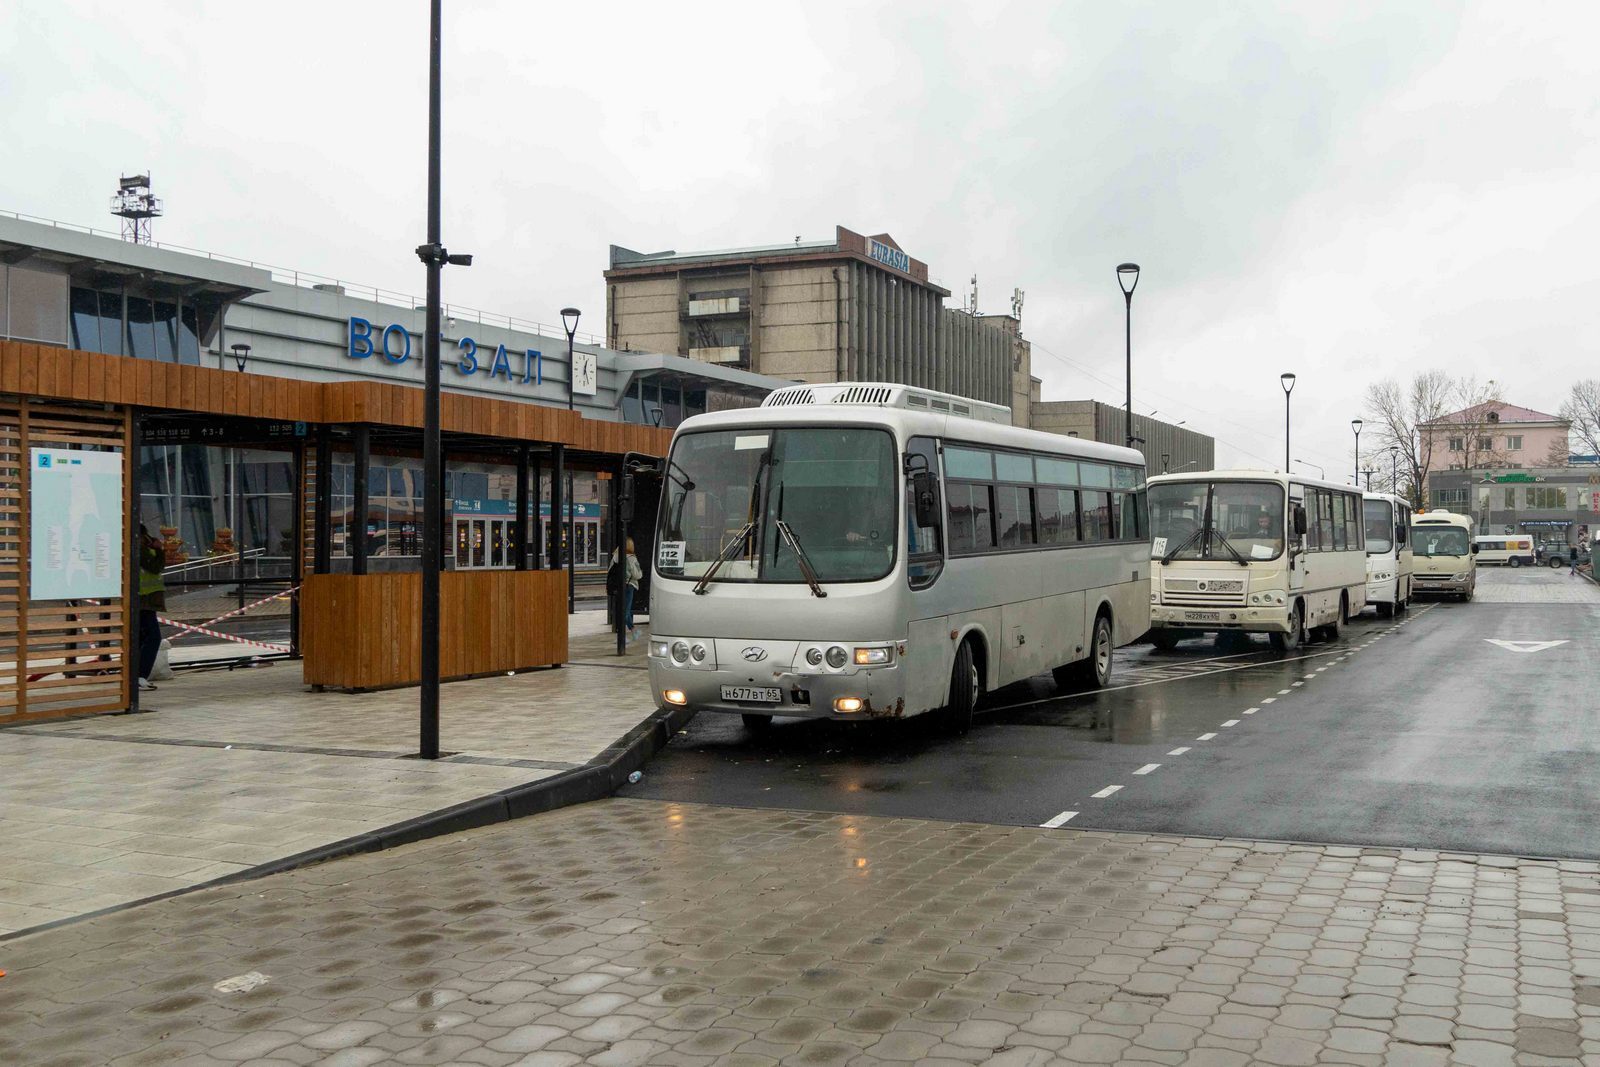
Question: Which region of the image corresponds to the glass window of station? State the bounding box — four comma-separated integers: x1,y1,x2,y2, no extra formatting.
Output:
70,285,204,364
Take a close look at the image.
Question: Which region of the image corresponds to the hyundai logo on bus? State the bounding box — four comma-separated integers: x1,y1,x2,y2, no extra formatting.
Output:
346,317,545,386
867,238,910,274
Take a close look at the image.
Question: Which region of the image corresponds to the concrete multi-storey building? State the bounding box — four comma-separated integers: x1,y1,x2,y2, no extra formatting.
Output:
1030,400,1215,477
605,226,1037,426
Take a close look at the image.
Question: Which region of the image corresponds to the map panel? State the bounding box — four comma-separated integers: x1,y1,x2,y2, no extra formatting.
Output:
29,448,123,602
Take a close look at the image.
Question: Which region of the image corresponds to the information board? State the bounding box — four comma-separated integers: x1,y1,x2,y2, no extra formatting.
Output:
29,448,123,601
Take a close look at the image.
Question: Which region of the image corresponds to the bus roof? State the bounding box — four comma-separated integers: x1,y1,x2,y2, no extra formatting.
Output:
1412,509,1472,527
1362,491,1410,507
673,393,1145,467
1147,469,1364,494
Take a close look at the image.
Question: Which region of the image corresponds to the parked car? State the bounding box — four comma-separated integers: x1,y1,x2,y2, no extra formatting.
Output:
1540,542,1592,569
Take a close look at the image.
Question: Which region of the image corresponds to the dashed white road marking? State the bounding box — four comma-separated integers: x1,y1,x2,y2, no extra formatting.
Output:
1197,732,1218,741
1242,707,1259,715
1091,785,1123,799
1291,681,1305,687
1261,697,1276,704
1277,689,1291,695
1133,763,1161,775
1168,746,1191,756
1221,719,1240,727
1040,810,1078,828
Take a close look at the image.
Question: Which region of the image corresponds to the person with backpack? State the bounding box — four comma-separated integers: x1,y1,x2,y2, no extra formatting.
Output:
608,537,644,642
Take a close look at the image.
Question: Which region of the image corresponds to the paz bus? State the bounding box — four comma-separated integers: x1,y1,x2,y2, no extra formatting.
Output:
1412,510,1477,599
1362,491,1414,617
1146,471,1368,651
645,382,1150,733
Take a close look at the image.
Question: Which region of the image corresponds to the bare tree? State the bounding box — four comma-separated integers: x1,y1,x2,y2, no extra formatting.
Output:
1450,377,1509,474
1560,379,1600,459
1543,435,1572,467
1363,370,1454,507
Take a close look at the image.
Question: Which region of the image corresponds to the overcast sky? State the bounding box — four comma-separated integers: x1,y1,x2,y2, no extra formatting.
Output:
4,1,1596,474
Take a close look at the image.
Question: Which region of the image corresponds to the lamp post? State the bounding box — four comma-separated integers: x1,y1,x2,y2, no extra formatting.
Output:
1117,263,1140,447
1362,467,1377,490
414,0,473,760
1387,445,1399,496
561,307,581,411
1280,373,1296,472
1294,459,1324,479
230,343,251,373
1351,418,1364,485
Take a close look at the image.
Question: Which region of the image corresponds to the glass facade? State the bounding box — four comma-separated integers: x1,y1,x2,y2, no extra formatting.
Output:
620,378,707,428
68,286,202,364
138,445,298,579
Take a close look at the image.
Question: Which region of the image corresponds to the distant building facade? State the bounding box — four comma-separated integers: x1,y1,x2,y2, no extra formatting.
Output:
1031,400,1215,477
1420,401,1570,478
605,226,1037,427
1427,466,1599,548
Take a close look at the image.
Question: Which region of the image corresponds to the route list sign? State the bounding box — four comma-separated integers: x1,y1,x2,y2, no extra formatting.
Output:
30,448,123,602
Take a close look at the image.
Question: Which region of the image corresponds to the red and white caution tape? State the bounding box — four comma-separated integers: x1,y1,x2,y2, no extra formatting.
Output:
165,585,300,645
156,616,292,654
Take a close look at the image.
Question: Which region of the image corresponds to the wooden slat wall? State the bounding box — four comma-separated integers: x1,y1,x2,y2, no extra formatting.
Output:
0,401,130,724
300,570,568,689
0,340,675,458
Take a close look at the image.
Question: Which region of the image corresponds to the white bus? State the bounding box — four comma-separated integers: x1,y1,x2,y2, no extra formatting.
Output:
1146,471,1368,652
646,382,1151,733
1412,510,1477,599
1472,534,1535,568
1362,492,1414,618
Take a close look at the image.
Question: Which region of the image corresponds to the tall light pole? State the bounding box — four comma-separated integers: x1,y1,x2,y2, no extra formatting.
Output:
561,307,581,411
1117,263,1140,448
1362,467,1377,490
414,0,472,760
1351,418,1364,486
1280,373,1296,472
1387,445,1399,496
1294,458,1323,479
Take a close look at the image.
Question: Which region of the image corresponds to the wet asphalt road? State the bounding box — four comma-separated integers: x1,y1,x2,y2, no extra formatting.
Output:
622,567,1600,859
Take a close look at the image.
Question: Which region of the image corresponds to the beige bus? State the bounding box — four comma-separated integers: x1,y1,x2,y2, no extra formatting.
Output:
1411,510,1477,600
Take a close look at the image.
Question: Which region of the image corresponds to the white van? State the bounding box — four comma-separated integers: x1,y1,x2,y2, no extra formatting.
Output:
1472,535,1536,568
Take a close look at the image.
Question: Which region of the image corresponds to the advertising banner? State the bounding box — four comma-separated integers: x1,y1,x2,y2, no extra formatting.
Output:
29,448,124,601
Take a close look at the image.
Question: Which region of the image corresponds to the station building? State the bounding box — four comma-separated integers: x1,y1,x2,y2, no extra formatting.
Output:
0,212,785,723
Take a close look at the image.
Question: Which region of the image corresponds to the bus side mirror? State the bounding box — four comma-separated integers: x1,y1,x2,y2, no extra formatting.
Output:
1293,505,1308,536
912,471,942,529
1470,542,1481,554
1396,524,1406,546
618,471,636,523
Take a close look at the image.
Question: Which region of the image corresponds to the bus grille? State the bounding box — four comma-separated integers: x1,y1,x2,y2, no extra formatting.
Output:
1161,578,1246,606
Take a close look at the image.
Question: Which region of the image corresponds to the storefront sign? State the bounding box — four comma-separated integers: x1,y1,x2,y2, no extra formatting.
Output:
1492,472,1536,483
347,318,545,388
447,499,601,518
29,448,123,601
867,238,910,274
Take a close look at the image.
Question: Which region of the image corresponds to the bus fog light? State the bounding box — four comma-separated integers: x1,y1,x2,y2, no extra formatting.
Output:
854,647,890,665
834,697,863,713
826,646,848,669
663,689,687,706
649,639,670,659
690,643,708,663
670,641,690,664
805,647,824,666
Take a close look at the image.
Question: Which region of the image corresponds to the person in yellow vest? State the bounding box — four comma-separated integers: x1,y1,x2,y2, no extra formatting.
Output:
138,524,166,691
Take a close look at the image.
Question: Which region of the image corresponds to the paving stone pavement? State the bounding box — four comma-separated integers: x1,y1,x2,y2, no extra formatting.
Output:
1470,567,1600,604
4,798,1599,1066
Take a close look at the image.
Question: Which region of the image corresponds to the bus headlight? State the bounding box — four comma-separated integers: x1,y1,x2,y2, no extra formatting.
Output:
826,646,848,669
671,641,691,663
805,647,824,666
853,647,891,666
649,639,670,659
690,643,708,663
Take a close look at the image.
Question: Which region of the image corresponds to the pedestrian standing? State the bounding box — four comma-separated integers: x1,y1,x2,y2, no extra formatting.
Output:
610,537,644,642
137,524,166,691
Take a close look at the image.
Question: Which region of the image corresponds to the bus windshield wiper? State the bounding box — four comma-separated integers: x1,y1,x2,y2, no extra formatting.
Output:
692,522,755,595
1209,530,1250,566
774,519,828,598
1161,526,1204,563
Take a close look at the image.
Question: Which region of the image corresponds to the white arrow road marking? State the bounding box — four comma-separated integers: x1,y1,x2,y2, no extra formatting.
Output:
1484,639,1569,654
1040,810,1077,828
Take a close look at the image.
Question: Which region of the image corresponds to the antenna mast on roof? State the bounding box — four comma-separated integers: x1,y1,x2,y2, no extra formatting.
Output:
110,173,163,244
1011,287,1025,320
967,274,978,315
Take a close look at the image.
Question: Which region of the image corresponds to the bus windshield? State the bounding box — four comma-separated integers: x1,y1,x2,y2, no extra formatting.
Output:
1364,499,1394,554
656,426,898,584
1413,526,1469,556
1149,480,1286,562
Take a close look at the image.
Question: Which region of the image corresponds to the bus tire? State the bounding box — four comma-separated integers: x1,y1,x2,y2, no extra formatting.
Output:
944,639,981,734
742,713,773,734
1076,612,1114,689
1149,630,1181,652
1269,602,1303,653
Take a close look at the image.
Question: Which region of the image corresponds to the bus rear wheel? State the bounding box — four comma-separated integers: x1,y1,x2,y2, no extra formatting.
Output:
1074,613,1114,689
944,640,981,735
1315,596,1347,642
1269,603,1303,653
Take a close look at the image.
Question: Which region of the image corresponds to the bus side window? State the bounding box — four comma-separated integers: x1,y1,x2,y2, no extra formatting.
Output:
906,436,943,588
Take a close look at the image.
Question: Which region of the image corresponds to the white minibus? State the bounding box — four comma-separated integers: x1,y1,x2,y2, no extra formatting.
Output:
1147,471,1368,651
1412,511,1477,599
1362,492,1414,617
1472,535,1535,567
646,382,1151,733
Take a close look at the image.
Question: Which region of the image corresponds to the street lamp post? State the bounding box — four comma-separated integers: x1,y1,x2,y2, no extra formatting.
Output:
414,0,473,760
561,307,581,411
1351,418,1364,486
1294,459,1324,479
1280,373,1296,472
1362,467,1377,490
1387,445,1399,496
230,343,251,373
1117,263,1140,448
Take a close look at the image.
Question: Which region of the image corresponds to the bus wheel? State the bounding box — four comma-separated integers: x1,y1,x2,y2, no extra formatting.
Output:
1269,603,1303,653
1149,630,1181,652
742,713,773,734
1319,596,1347,642
1076,613,1114,689
1377,601,1394,619
944,640,981,734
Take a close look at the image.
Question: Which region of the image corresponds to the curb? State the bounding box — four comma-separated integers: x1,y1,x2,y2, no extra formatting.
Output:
1,703,695,942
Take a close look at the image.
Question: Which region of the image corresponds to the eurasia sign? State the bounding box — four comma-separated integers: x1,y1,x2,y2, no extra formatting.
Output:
347,317,546,387
867,238,911,274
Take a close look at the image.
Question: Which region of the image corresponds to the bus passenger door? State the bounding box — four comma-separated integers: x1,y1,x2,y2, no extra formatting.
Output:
1288,485,1307,605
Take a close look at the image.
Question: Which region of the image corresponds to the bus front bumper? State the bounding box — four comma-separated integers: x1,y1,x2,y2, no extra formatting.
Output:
1366,577,1398,604
1150,603,1292,634
1414,573,1471,594
647,661,907,720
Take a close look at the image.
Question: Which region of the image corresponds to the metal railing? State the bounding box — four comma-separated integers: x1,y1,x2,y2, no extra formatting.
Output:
2,207,607,345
